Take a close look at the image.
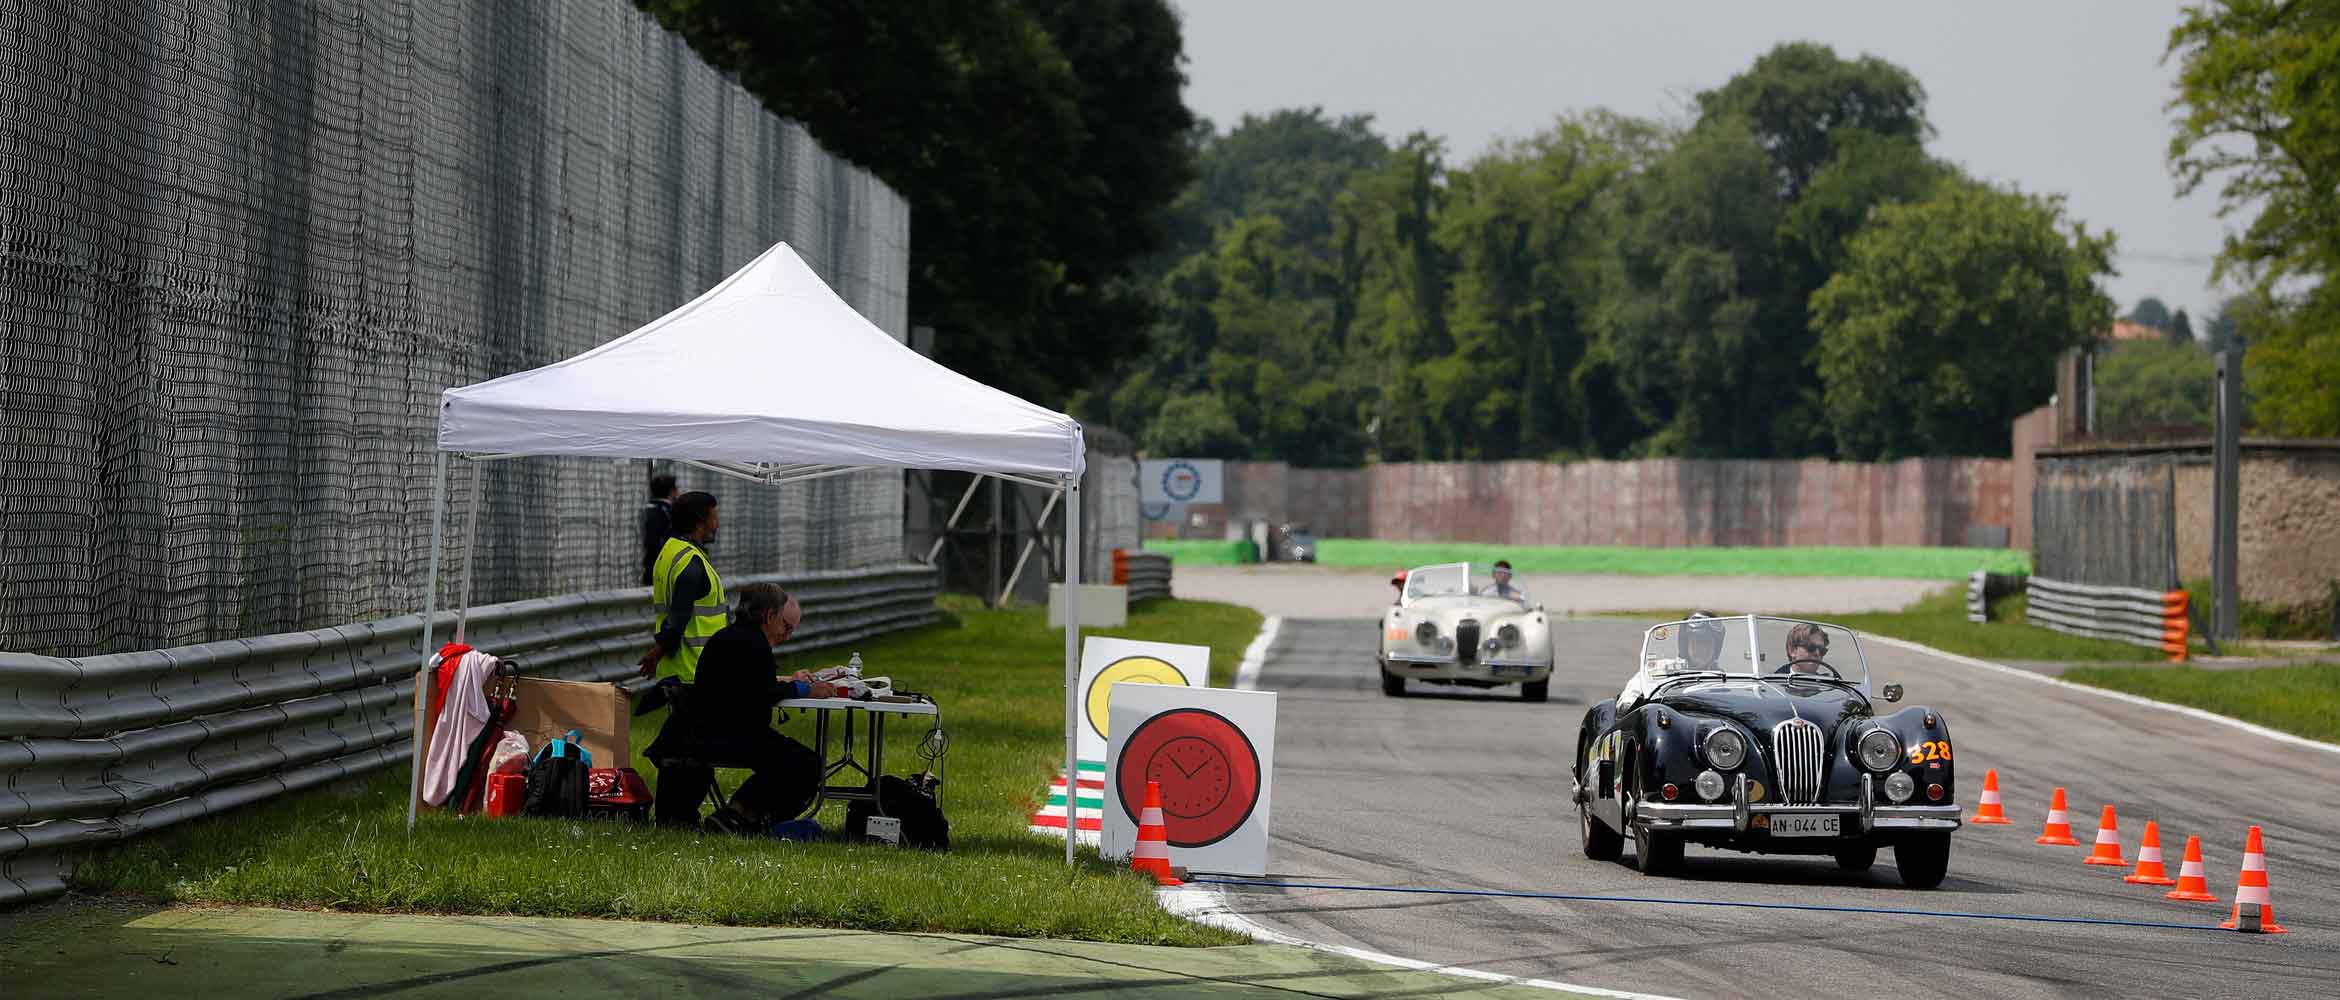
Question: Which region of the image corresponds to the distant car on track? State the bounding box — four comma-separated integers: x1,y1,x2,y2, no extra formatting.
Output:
1572,615,1960,887
1376,562,1554,701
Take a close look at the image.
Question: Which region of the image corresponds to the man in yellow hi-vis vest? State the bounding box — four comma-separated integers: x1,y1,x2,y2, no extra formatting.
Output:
639,490,727,682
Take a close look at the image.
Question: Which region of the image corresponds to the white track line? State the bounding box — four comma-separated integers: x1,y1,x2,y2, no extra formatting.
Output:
1862,634,2340,757
1201,613,1676,1000
1233,615,1281,691
1158,884,1678,1000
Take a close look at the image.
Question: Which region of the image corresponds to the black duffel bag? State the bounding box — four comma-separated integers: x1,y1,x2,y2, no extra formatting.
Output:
846,774,950,850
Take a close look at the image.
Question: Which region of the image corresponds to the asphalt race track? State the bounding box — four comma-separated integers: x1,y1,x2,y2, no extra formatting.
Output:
1217,615,2340,999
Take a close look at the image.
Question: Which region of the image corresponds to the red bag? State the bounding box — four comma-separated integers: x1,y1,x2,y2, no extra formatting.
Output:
586,767,652,822
484,772,526,818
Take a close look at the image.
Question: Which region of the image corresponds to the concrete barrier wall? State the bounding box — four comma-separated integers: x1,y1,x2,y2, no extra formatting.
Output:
1160,458,2012,549
2035,440,2340,606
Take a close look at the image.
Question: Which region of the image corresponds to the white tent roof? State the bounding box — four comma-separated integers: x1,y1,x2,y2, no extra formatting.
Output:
437,242,1084,478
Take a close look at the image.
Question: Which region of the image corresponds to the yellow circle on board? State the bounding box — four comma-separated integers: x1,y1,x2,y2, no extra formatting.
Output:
1086,655,1191,738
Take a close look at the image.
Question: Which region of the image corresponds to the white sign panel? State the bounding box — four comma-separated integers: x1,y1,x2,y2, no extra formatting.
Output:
1076,637,1211,765
1140,458,1224,506
1102,683,1276,876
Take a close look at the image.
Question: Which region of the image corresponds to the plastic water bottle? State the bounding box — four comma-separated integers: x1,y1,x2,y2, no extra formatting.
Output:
848,652,863,675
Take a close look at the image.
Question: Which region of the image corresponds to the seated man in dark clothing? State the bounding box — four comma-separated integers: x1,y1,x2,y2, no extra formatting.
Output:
645,582,832,832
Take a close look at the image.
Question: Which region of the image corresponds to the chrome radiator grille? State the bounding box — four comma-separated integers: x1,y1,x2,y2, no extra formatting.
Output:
1771,719,1825,804
1455,619,1481,664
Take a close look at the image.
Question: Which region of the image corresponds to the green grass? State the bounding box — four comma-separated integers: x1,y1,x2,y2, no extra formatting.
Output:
70,596,1262,946
2181,578,2339,641
2063,663,2340,743
1142,538,1257,565
1307,540,2029,579
1601,586,2153,663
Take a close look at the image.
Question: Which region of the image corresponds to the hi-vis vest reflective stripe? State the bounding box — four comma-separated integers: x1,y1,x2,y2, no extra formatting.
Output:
651,536,727,682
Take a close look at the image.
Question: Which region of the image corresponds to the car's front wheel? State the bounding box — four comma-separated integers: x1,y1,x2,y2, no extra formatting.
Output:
1895,832,1952,888
1834,843,1877,873
1520,679,1549,703
1579,792,1622,861
1632,821,1684,875
1380,668,1405,697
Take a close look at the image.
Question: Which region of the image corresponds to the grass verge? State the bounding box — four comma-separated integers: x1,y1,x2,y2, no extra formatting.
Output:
2062,663,2340,743
1142,538,1257,565
1307,540,2029,579
69,596,1261,946
1600,586,2151,662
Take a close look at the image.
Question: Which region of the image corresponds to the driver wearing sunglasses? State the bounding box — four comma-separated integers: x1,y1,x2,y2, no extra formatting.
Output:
1780,622,1830,674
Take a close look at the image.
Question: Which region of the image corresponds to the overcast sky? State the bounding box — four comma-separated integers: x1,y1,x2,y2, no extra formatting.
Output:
1173,0,2233,323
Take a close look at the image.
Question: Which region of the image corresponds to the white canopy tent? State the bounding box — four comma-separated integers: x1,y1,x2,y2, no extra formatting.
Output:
409,242,1091,864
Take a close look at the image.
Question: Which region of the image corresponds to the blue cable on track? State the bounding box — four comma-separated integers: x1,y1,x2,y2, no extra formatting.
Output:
1188,877,2231,933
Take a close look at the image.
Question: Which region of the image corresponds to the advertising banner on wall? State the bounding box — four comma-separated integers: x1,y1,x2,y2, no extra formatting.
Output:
1140,458,1224,506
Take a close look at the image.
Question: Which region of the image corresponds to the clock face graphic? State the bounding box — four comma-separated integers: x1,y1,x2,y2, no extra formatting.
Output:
1117,708,1261,848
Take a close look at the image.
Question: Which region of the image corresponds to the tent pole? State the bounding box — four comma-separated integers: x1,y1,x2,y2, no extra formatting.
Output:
453,458,485,643
407,450,450,832
1063,477,1081,866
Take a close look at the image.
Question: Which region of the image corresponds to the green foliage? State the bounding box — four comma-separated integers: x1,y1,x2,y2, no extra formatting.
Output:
2128,296,2173,331
1812,181,2116,458
1105,42,2109,463
2094,339,2216,438
2168,0,2340,436
71,598,1262,945
632,0,1194,405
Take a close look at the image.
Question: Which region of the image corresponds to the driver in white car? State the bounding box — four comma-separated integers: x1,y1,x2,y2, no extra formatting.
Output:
1477,560,1531,602
1619,611,1724,709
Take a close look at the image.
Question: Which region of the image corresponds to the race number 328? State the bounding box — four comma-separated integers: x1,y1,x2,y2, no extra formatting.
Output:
1908,740,1952,764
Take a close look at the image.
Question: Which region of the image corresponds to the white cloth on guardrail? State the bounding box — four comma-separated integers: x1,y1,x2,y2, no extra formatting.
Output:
423,650,500,806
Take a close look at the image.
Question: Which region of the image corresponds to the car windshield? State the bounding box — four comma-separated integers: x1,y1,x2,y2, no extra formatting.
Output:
1636,615,1870,690
1402,563,1472,600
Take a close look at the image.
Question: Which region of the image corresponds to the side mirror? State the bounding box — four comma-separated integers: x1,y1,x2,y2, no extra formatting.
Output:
1881,683,1904,703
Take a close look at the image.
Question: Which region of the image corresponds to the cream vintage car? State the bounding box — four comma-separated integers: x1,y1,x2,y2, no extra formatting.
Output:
1376,562,1555,701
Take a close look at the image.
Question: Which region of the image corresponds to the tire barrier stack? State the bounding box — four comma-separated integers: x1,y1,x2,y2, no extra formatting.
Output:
1966,570,2032,623
1114,550,1174,604
0,563,938,906
2022,576,2190,660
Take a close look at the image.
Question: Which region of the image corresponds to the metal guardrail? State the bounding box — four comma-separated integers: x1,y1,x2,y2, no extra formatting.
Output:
2023,576,2189,659
1113,550,1173,604
0,563,939,906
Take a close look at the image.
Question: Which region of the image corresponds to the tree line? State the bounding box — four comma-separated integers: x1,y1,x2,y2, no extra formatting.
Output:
1078,43,2120,464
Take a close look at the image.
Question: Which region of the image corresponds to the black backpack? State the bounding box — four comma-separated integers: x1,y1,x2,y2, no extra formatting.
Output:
522,736,591,820
847,774,950,850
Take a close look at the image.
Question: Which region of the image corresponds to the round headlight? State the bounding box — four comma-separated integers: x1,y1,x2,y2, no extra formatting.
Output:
1702,728,1746,770
1694,770,1726,801
1415,621,1438,644
1856,728,1903,773
1884,771,1915,803
1496,623,1521,646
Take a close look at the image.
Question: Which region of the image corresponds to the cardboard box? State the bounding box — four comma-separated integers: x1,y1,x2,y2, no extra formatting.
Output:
504,677,634,768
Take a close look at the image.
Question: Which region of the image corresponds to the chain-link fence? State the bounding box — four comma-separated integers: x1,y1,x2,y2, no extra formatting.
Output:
0,0,909,657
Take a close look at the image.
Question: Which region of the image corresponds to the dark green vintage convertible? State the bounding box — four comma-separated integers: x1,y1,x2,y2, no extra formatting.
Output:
1573,615,1962,887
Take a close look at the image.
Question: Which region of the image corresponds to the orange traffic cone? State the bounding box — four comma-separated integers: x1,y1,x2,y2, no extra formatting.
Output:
1970,769,2011,825
2165,836,2218,902
1131,781,1181,886
2034,787,2080,846
2083,805,2127,866
2124,821,2176,885
2219,826,2286,933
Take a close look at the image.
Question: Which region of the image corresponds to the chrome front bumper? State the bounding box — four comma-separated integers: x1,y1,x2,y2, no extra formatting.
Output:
1613,772,1960,833
1385,654,1551,683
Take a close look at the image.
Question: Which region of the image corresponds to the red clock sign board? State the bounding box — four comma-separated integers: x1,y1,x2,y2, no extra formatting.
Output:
1103,683,1277,874
1114,708,1261,847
